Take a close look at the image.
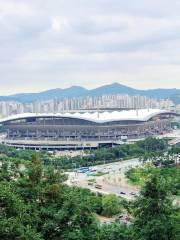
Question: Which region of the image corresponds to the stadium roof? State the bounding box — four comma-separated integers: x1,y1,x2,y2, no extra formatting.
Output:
0,109,177,124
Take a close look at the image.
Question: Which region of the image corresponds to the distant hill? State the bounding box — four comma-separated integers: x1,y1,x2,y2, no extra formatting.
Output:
89,83,138,96
0,82,179,103
170,93,180,104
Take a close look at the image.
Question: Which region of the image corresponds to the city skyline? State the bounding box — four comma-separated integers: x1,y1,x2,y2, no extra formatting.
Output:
0,94,175,118
1,1,180,94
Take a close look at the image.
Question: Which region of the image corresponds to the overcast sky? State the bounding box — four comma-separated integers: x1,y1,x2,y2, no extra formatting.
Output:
0,0,180,95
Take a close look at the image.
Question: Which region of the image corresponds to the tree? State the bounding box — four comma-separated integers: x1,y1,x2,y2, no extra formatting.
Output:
15,155,100,240
101,194,122,217
99,223,132,240
137,137,167,152
0,182,42,240
39,186,99,240
132,174,179,240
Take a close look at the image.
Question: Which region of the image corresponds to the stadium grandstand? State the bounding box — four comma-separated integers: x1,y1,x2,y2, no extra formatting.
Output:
0,109,179,150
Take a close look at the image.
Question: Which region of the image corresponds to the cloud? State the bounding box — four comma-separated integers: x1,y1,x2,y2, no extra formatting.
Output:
0,0,180,94
51,16,68,33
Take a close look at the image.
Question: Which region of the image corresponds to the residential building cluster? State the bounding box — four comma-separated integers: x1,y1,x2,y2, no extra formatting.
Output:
0,94,175,117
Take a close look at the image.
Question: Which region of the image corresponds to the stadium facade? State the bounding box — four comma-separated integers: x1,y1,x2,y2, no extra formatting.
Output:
0,109,179,150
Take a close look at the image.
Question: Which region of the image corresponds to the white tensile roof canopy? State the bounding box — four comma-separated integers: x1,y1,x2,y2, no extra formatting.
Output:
0,109,174,124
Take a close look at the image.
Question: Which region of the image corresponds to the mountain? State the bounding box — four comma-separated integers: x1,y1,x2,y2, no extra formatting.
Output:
0,82,179,103
139,88,180,99
170,93,180,104
0,86,87,103
89,83,138,96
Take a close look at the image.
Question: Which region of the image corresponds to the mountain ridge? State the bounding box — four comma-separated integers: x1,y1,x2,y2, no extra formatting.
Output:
0,82,179,103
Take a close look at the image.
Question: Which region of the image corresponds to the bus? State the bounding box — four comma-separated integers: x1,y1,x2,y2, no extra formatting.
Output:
77,167,89,173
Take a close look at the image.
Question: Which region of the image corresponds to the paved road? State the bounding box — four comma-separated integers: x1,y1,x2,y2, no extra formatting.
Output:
67,158,141,199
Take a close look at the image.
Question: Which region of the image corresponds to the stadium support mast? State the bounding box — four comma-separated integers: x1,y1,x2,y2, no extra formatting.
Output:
97,106,100,119
136,108,138,116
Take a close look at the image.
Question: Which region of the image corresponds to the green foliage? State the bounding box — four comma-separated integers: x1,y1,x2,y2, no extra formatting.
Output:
0,144,50,165
0,154,101,239
168,145,180,154
42,138,168,170
65,187,102,214
0,142,179,239
136,137,168,152
132,174,179,240
126,165,180,195
0,182,42,240
0,138,169,171
99,223,132,240
101,194,122,217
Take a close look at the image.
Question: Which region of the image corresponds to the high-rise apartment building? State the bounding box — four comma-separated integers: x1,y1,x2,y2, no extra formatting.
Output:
0,94,175,117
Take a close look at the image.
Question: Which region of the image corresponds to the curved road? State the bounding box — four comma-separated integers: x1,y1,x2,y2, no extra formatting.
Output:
67,158,141,199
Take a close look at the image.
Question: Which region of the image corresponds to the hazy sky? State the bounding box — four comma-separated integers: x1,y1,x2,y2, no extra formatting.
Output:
0,0,180,95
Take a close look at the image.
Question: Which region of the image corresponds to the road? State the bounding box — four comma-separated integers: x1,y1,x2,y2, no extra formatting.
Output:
67,158,141,199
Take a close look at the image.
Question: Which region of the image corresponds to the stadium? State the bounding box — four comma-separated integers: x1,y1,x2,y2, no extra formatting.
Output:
0,109,179,150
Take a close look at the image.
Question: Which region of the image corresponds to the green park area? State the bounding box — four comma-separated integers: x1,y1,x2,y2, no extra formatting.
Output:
41,137,169,169
126,164,180,196
0,138,179,239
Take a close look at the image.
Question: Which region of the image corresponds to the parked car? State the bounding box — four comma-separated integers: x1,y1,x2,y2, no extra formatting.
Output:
88,182,93,186
130,192,136,196
120,191,126,195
